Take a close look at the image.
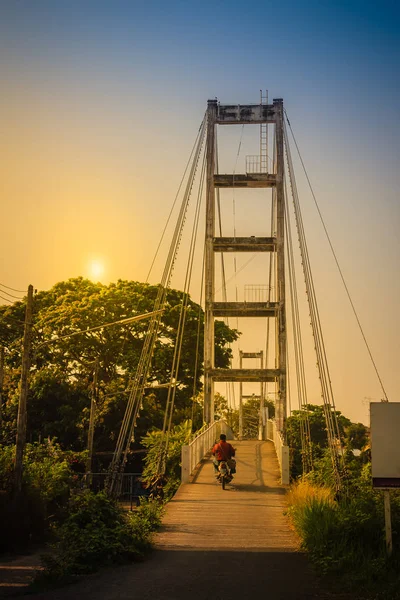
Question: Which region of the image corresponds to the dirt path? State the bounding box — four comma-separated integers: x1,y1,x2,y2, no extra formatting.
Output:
26,441,351,599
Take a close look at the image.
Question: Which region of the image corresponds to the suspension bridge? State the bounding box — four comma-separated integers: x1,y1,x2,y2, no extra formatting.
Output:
105,93,359,495
6,94,386,598
68,94,367,598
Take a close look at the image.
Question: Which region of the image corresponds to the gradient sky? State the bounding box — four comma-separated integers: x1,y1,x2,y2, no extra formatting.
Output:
1,0,399,424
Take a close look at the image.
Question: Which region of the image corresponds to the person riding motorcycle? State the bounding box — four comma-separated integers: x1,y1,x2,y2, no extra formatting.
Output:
212,434,236,477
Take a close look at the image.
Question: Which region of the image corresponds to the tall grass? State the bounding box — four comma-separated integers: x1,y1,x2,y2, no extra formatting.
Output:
287,481,339,571
287,479,400,598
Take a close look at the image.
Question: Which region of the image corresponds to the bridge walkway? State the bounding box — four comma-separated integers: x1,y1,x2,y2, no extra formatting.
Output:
28,440,349,599
157,439,295,551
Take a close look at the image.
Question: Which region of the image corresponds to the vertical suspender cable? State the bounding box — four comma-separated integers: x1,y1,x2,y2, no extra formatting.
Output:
284,121,343,490
284,112,389,405
107,115,207,494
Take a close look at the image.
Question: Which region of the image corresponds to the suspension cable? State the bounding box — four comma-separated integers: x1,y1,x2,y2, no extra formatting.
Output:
145,118,206,284
191,242,205,423
159,146,207,472
284,121,342,490
284,178,313,472
284,112,388,403
107,115,207,494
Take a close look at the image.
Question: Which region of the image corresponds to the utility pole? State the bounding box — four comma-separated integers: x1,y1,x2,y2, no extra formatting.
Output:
0,346,4,431
86,358,99,484
14,285,34,494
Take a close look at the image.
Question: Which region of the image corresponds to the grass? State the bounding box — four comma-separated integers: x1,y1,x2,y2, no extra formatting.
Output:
287,479,400,599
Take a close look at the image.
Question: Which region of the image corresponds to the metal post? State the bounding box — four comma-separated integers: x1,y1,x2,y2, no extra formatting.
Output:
181,444,190,483
384,490,393,557
204,99,217,424
14,285,34,494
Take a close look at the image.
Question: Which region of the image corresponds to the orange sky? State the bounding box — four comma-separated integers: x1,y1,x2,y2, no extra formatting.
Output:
1,1,399,425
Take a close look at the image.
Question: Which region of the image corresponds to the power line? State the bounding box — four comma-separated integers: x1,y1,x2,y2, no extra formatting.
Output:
0,295,13,304
0,283,26,293
0,288,25,300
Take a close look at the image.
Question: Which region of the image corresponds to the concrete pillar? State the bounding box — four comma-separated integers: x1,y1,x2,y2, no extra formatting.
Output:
204,99,217,424
181,445,190,483
281,445,290,485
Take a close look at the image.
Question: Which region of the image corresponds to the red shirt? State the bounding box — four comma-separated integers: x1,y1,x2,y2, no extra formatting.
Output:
212,440,236,461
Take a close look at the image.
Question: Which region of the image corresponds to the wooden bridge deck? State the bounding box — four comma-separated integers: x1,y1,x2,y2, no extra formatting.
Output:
156,440,296,551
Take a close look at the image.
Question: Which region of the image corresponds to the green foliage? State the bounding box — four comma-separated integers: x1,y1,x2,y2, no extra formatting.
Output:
23,441,77,503
287,404,400,596
345,421,368,450
141,420,192,498
240,395,275,439
0,441,84,552
0,444,14,490
286,404,362,479
26,368,89,450
288,471,400,598
0,278,239,451
38,491,163,582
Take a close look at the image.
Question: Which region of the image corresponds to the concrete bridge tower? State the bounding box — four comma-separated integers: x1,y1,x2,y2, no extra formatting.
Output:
203,98,286,432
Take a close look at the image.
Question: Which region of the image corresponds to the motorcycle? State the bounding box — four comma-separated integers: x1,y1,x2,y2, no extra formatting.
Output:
217,459,235,489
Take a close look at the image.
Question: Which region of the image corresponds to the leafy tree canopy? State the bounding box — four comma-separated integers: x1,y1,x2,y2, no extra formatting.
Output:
286,404,369,479
0,278,239,452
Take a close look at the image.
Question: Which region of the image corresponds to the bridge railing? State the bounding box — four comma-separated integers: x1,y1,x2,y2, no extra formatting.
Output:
266,419,290,485
181,420,234,483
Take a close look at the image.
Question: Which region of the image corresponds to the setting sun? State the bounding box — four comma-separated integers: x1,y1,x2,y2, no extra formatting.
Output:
88,259,105,281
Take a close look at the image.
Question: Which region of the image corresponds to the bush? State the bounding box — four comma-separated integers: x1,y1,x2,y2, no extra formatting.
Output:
38,491,163,582
141,420,192,498
23,442,75,505
287,478,400,598
0,441,83,552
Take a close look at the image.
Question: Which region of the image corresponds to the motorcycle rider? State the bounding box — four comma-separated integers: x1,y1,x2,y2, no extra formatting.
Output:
212,434,236,477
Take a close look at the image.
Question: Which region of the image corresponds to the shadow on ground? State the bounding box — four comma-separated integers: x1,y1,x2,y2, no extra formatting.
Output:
27,549,353,600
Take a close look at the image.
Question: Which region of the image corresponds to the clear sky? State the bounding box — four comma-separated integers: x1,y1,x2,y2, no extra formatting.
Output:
1,0,399,424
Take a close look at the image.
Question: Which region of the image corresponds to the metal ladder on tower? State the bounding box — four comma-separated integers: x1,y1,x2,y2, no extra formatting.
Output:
260,90,268,173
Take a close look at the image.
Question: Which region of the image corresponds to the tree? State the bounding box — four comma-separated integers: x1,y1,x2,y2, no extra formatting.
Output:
239,395,275,439
344,422,368,451
286,404,367,479
0,278,239,452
